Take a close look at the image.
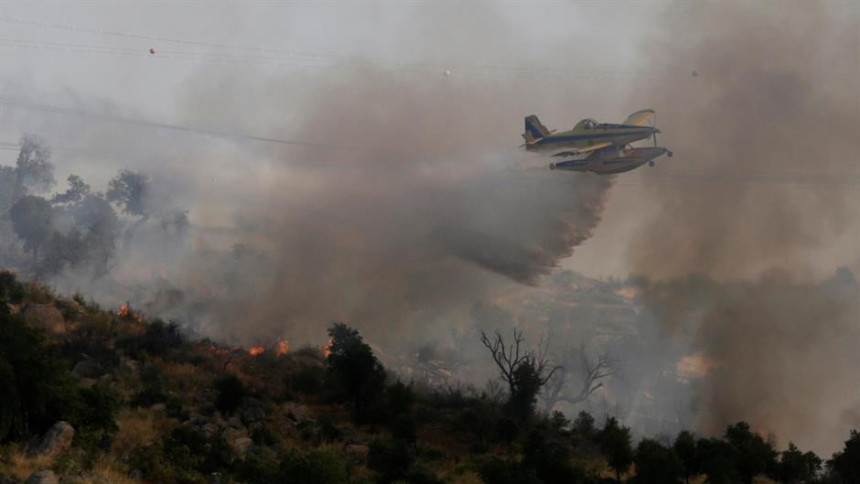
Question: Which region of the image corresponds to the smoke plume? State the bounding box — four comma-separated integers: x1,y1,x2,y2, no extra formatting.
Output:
627,1,860,453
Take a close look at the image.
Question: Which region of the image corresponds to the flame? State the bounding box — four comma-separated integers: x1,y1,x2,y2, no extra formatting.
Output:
322,337,333,359
676,353,722,381
276,340,289,356
117,302,143,322
248,346,265,356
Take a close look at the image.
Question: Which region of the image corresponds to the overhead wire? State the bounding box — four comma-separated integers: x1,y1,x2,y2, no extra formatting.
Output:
0,15,660,79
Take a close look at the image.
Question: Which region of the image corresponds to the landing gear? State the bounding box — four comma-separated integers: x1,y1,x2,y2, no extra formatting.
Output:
649,160,656,167
666,150,674,158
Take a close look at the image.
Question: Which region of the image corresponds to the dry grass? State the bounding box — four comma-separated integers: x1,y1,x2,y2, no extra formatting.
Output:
111,408,162,459
69,455,143,484
161,360,210,397
6,447,53,481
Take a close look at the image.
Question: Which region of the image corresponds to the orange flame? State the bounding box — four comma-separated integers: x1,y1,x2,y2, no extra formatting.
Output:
322,337,333,359
117,302,144,322
248,346,265,356
118,302,130,318
276,340,289,356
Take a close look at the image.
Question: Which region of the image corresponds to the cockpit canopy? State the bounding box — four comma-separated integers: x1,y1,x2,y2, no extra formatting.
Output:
576,118,602,130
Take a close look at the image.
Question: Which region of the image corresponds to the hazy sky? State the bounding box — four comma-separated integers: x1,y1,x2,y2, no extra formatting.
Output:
0,0,672,278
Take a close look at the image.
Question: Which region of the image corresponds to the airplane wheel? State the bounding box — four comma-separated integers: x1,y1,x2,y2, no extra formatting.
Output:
666,150,674,158
649,161,656,167
549,163,556,170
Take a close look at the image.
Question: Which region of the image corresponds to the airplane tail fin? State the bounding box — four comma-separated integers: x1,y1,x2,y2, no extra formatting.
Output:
523,115,550,142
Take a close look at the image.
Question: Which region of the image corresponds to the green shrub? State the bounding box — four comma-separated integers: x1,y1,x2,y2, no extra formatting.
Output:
477,456,542,484
0,271,24,304
368,438,412,483
278,448,350,484
213,373,245,416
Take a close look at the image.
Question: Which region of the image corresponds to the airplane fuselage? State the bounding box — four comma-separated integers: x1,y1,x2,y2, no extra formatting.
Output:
525,123,657,153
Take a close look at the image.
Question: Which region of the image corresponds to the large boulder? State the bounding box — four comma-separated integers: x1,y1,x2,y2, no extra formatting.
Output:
22,304,65,334
25,469,58,484
27,421,74,458
71,359,103,379
232,437,254,458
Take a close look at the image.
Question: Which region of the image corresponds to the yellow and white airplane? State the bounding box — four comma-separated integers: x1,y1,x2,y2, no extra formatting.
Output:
522,109,673,174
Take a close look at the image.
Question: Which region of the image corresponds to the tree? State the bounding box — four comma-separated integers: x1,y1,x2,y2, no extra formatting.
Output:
828,430,860,483
696,437,740,484
51,175,91,205
325,323,386,422
673,430,699,484
598,417,633,482
724,422,777,484
15,136,54,194
542,342,613,413
0,309,78,441
9,195,53,261
106,169,149,218
480,329,559,422
634,438,683,484
776,442,821,484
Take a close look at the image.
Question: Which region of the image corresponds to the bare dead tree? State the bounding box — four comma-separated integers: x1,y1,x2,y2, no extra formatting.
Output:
542,341,614,414
480,329,560,419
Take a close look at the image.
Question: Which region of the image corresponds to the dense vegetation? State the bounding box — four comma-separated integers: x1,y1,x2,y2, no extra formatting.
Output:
0,271,857,483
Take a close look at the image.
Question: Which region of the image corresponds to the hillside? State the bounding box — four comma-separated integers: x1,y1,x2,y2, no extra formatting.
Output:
0,271,854,484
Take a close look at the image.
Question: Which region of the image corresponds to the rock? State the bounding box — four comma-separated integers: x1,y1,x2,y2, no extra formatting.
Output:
71,359,103,379
25,469,58,484
239,399,267,426
149,403,167,412
27,421,74,458
128,469,143,480
232,437,253,458
221,427,244,445
77,378,98,389
345,443,369,464
283,402,310,423
22,304,65,334
121,358,141,372
201,422,219,439
207,473,222,484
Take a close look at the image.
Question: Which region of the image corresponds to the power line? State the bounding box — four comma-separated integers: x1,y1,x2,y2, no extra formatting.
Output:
0,16,660,79
0,96,351,150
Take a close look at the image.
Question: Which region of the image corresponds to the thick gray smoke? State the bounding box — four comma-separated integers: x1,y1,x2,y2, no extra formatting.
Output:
169,70,612,347
626,1,860,454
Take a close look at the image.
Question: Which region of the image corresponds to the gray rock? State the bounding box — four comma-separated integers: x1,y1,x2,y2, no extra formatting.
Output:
22,304,65,334
239,399,267,426
232,437,253,458
207,473,222,484
128,469,143,480
283,402,310,423
221,427,244,445
71,359,103,379
25,470,58,484
27,421,74,458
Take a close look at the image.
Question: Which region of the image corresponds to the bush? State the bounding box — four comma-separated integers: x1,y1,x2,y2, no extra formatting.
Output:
0,310,79,442
0,271,24,304
278,448,350,484
119,319,187,358
633,438,683,484
477,456,542,484
368,438,412,483
213,373,245,416
326,323,386,423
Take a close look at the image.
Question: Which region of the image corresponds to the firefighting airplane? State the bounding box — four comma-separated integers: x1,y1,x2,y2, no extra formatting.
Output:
521,109,673,175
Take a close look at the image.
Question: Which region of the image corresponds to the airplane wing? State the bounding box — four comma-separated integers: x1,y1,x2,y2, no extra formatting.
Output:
622,109,656,127
551,141,612,158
